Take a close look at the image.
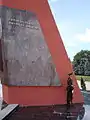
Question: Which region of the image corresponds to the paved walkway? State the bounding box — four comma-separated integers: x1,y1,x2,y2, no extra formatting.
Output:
7,103,83,120
77,81,90,91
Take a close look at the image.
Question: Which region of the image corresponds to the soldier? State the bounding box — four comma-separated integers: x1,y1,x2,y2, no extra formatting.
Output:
67,84,74,106
80,77,86,91
67,73,73,86
67,73,74,107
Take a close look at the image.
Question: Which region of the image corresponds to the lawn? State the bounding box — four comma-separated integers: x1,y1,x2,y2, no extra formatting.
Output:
76,75,90,82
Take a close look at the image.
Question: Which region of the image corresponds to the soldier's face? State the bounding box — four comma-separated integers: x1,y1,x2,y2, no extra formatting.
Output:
70,75,72,79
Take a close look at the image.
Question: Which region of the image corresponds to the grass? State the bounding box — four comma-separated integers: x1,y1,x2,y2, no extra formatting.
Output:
76,75,90,82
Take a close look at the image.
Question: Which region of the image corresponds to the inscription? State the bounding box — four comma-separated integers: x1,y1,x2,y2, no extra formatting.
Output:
8,18,39,30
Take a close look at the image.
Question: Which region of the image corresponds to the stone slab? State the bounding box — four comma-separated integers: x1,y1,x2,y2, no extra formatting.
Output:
0,104,18,120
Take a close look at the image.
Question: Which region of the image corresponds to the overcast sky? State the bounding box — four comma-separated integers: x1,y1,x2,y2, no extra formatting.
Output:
49,0,90,61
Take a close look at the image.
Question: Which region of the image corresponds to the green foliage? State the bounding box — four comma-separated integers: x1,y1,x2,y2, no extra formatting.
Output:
73,50,90,62
73,50,90,75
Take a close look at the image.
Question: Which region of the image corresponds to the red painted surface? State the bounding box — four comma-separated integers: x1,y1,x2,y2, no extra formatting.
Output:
1,0,84,105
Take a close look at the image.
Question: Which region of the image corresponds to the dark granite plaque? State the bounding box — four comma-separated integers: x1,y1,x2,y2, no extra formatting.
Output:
0,6,61,86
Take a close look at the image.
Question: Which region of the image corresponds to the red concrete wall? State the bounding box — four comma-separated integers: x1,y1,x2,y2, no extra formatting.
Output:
0,0,83,105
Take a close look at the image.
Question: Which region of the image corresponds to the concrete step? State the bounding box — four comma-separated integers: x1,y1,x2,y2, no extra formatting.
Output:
0,104,19,120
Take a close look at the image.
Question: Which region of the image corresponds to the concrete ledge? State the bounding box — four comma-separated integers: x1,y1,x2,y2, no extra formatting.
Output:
0,104,19,120
4,103,84,120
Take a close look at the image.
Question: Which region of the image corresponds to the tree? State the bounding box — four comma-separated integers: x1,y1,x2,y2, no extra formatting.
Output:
73,50,90,75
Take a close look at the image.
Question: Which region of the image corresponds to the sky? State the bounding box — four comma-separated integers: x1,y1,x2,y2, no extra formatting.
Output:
48,0,90,61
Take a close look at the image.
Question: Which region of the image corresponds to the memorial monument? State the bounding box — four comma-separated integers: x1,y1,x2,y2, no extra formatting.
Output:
0,0,83,105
